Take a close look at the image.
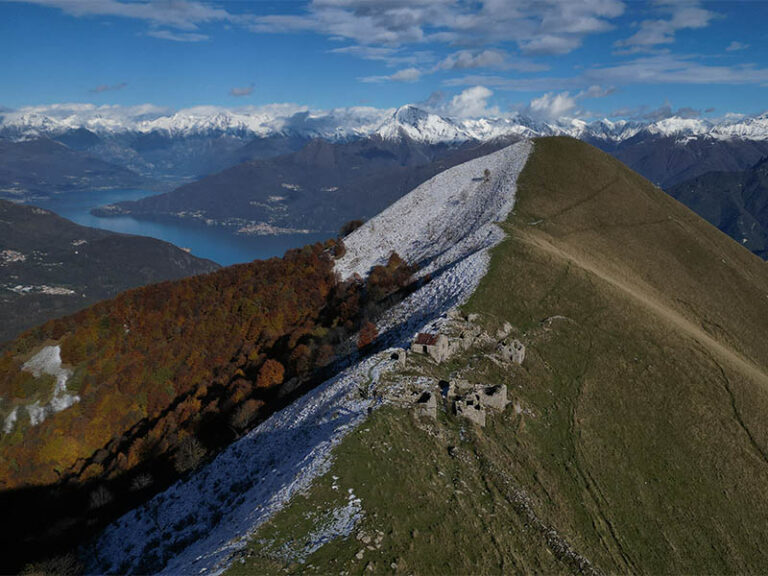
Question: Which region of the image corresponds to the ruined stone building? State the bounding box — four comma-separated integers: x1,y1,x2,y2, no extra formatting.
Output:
411,333,450,363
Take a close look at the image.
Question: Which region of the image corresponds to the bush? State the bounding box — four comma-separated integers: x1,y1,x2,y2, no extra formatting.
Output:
357,321,378,349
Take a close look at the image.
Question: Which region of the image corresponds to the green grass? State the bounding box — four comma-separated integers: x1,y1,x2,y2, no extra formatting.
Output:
227,137,768,575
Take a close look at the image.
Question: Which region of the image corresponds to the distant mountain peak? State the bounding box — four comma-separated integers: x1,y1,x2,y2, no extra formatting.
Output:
2,104,768,145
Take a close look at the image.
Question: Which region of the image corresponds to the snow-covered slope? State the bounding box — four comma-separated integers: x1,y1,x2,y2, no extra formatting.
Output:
83,141,533,575
3,103,767,144
337,141,531,281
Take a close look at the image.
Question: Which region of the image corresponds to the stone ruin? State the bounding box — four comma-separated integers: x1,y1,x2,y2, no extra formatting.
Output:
479,385,507,411
454,392,486,427
406,379,509,428
412,390,437,420
389,348,407,368
498,339,525,364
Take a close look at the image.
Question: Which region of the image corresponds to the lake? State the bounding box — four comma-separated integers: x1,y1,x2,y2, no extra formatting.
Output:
32,189,332,266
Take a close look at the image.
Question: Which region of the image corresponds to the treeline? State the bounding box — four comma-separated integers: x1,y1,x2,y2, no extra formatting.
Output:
0,238,416,494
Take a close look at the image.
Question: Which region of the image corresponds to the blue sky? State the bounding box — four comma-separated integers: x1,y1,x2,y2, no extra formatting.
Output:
1,0,766,121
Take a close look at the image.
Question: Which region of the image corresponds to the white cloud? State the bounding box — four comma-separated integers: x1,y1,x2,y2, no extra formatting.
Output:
14,0,233,31
435,49,548,72
726,41,749,52
361,67,422,83
444,86,499,118
145,29,209,42
520,34,582,55
526,92,579,120
587,54,768,85
436,50,507,71
246,0,625,57
616,1,716,48
522,84,614,121
329,45,433,67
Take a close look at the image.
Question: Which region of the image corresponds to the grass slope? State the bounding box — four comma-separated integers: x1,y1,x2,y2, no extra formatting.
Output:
229,137,768,575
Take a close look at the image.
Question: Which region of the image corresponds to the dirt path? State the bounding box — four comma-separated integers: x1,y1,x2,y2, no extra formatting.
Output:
519,232,768,391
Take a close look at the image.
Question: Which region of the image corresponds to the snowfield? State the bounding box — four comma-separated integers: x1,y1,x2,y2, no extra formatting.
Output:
84,141,532,575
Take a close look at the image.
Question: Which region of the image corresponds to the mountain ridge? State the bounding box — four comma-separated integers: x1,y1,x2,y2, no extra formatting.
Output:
4,104,768,145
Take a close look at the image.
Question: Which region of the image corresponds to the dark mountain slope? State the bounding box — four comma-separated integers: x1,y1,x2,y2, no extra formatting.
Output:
93,136,516,233
231,138,768,575
0,200,219,343
669,156,768,259
0,138,150,200
592,134,768,188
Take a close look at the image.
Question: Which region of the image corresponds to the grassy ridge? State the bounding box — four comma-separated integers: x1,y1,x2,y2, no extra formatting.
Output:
230,137,768,574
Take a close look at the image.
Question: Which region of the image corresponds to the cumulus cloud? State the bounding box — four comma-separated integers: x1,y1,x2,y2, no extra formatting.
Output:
230,84,254,97
361,67,422,84
526,92,579,120
443,86,499,118
522,84,614,121
89,82,128,94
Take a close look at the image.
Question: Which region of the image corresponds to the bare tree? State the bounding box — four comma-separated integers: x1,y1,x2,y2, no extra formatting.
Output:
174,435,207,473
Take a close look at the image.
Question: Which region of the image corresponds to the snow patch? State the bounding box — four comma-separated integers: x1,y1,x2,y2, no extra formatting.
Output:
18,345,79,428
3,407,18,434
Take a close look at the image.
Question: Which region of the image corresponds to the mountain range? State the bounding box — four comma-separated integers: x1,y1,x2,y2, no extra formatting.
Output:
3,138,768,574
4,104,768,146
4,104,768,258
3,105,768,187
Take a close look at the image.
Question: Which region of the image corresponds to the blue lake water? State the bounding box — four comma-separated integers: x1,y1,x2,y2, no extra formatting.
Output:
32,189,331,266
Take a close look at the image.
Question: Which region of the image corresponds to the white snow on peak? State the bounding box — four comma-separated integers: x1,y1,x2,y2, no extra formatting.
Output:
3,102,767,143
374,105,466,143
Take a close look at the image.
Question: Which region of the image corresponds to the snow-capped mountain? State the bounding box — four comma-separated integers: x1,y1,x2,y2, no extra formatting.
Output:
2,103,767,144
